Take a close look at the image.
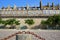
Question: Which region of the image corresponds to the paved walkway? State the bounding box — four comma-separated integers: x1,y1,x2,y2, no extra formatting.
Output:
0,29,60,40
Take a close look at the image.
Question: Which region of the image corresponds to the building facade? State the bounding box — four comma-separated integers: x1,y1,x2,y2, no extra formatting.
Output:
0,1,60,28
0,1,60,17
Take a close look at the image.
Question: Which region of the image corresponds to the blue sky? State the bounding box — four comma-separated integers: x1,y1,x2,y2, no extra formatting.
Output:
0,0,60,8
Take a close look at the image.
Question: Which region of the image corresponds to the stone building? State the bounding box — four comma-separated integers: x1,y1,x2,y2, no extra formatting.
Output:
0,1,60,29
0,1,60,17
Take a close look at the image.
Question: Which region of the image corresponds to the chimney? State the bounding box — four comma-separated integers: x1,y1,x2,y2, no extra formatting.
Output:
58,4,60,9
52,2,54,9
40,0,43,10
47,3,50,9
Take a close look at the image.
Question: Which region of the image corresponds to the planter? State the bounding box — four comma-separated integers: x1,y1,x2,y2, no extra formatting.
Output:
20,25,28,29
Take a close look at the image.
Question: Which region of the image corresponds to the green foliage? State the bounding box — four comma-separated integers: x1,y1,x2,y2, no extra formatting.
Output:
25,19,34,25
0,18,6,24
5,19,20,25
15,21,20,25
0,18,2,24
0,18,20,29
41,20,46,25
41,14,60,29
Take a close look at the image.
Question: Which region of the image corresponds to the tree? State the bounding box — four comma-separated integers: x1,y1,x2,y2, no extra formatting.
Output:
41,14,60,29
25,19,34,26
15,21,20,25
41,20,46,25
0,18,2,24
0,18,20,29
5,19,20,29
41,20,48,29
0,18,6,28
